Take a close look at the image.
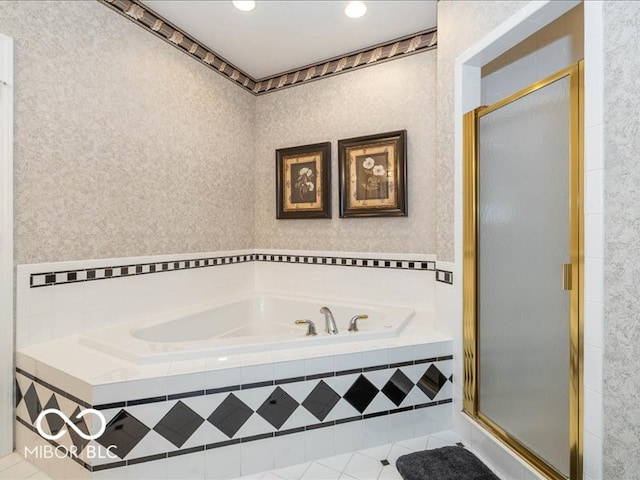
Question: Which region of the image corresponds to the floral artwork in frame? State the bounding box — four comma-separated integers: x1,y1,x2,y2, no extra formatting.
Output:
338,130,407,217
276,142,331,219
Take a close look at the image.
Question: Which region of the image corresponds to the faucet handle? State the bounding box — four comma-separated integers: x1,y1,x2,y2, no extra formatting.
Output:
348,314,368,332
295,319,317,336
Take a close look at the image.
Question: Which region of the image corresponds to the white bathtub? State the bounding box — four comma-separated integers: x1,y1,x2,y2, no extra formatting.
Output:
79,293,415,363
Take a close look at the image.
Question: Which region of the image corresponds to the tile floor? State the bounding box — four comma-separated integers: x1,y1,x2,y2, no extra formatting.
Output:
0,430,478,480
232,430,464,480
0,454,50,480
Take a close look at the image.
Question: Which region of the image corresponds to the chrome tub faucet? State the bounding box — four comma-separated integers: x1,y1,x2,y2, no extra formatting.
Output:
319,306,338,334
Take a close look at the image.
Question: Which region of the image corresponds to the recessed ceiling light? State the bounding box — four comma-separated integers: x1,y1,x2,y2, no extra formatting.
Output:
232,1,256,12
345,1,367,19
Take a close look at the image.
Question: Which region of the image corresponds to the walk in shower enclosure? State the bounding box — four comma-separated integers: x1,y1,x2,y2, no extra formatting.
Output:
463,63,583,480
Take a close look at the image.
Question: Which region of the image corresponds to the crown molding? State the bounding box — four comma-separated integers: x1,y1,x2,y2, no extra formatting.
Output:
99,0,437,96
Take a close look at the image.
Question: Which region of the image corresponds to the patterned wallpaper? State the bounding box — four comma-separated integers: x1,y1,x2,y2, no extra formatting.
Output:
0,1,256,264
435,0,524,262
603,1,640,477
254,53,437,254
2,1,440,264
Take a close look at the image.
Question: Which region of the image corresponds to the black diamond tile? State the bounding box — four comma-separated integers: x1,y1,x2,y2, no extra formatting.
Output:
23,383,42,423
256,387,299,430
343,374,379,414
381,459,390,466
96,409,150,459
15,379,22,408
417,365,448,400
68,406,91,454
43,395,64,436
153,401,204,448
381,369,414,407
208,393,253,438
302,381,340,421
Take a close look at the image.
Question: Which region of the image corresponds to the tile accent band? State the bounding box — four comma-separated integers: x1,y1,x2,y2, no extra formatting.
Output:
97,0,437,96
94,401,453,471
16,356,453,472
15,367,91,408
16,355,454,411
16,417,92,470
99,354,453,408
16,401,451,472
29,253,439,288
435,269,454,285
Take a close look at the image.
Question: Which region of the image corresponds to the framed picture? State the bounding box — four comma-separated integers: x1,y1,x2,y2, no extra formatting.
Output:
276,142,331,219
338,130,407,217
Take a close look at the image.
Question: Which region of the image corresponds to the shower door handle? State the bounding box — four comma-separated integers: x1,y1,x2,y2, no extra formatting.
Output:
563,263,572,291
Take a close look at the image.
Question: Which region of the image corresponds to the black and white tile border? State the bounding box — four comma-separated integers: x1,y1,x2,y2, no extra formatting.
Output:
15,369,94,470
435,270,454,285
98,0,437,96
256,254,436,271
29,254,255,288
29,253,441,288
16,355,453,472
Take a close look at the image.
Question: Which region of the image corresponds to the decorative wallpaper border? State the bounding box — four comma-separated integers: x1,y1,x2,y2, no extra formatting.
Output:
249,29,437,95
99,0,256,92
98,0,437,96
29,252,439,288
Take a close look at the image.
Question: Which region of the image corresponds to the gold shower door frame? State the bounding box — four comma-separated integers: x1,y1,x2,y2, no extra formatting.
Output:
463,62,583,480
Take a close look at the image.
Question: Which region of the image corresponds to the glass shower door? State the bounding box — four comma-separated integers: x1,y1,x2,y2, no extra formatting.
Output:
463,64,581,480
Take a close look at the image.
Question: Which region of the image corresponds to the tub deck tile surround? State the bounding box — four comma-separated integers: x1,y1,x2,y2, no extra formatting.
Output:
15,358,452,476
15,321,452,478
16,250,452,477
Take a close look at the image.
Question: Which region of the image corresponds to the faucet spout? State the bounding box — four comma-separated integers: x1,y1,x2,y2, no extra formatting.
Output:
319,306,338,335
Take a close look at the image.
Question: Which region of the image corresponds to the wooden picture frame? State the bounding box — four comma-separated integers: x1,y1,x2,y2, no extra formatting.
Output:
338,130,407,217
276,142,331,219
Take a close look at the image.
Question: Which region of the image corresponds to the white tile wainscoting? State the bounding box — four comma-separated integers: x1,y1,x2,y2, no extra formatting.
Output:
14,248,456,479
16,249,449,349
15,334,453,479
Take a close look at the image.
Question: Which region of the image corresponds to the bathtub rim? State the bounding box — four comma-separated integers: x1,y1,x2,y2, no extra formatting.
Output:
15,309,449,396
77,291,416,364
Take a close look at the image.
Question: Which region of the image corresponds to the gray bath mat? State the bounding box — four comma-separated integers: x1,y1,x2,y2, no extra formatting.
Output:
396,445,499,480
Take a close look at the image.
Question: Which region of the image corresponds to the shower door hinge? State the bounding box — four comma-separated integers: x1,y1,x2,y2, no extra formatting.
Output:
563,263,572,291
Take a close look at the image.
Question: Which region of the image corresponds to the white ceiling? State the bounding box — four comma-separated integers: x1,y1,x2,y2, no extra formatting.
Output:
141,1,437,79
